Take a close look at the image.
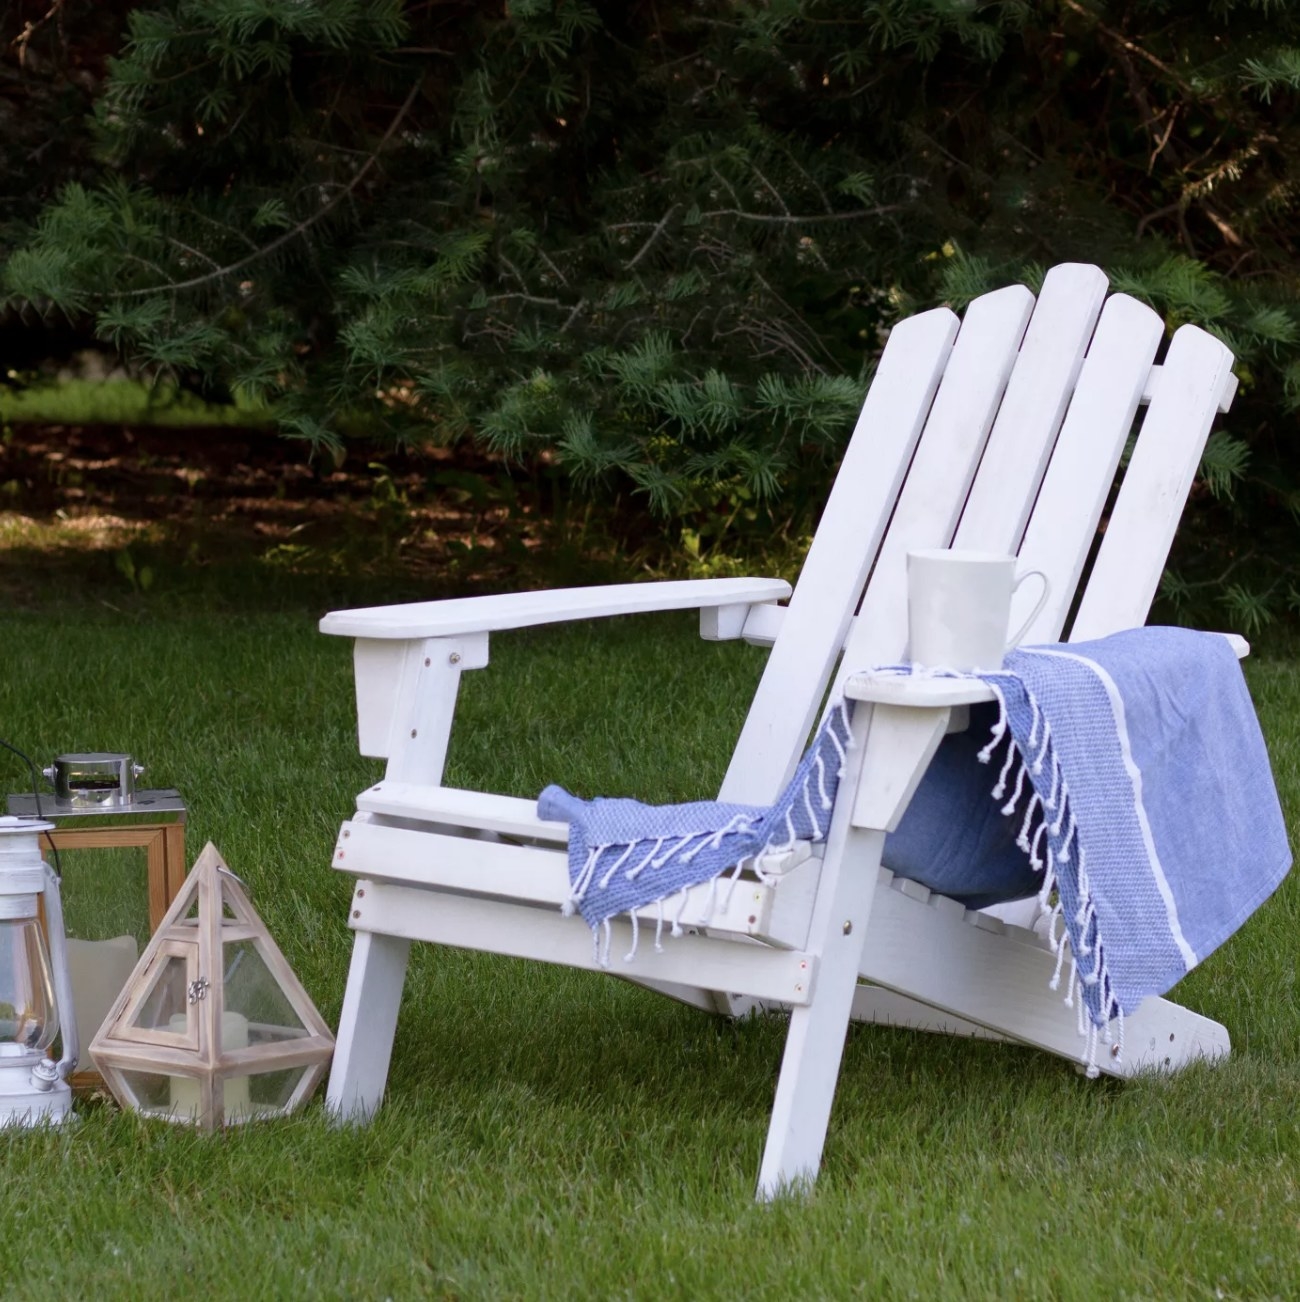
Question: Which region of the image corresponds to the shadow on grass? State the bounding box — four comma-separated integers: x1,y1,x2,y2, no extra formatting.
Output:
0,423,636,616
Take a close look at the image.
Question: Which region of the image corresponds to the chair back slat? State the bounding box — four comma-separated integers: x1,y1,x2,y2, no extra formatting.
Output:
718,306,956,803
721,266,1235,806
724,286,1032,802
1071,323,1235,639
834,285,1035,679
954,262,1108,553
1011,292,1165,643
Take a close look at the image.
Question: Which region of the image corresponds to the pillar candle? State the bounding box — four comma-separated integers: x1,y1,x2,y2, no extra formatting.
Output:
167,1011,252,1120
66,935,138,1047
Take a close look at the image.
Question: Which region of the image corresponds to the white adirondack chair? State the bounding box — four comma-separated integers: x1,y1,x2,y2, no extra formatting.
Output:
320,263,1244,1198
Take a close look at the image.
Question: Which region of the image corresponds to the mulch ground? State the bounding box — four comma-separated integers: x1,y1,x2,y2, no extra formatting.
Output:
0,424,626,603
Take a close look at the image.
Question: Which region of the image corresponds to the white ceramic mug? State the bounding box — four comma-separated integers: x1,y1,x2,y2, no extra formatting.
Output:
906,548,1051,671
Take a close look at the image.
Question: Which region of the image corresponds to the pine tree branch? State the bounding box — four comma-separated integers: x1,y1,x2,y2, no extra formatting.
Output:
535,245,568,286
749,163,792,217
697,205,903,224
1202,204,1245,248
485,292,564,308
625,203,679,270
1058,0,1196,99
1147,105,1180,174
560,298,586,332
112,80,423,300
10,0,65,69
615,201,902,262
1164,549,1259,590
167,236,223,271
774,142,835,214
1135,200,1185,241
187,208,262,253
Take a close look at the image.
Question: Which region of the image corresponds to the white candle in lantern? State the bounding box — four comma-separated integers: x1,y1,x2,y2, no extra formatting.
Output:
167,1011,251,1120
66,936,139,1046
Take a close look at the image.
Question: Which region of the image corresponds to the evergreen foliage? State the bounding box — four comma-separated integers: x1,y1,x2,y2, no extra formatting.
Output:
3,1,1299,622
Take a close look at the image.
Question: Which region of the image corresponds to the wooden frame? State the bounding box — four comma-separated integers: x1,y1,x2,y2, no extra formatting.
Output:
45,819,187,933
38,819,187,1093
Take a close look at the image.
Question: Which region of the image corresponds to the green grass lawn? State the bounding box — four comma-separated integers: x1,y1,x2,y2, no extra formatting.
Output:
0,376,271,429
0,572,1297,1299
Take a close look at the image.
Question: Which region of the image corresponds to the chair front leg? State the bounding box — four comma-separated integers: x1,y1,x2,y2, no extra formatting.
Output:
756,823,883,1198
326,920,412,1122
757,703,952,1199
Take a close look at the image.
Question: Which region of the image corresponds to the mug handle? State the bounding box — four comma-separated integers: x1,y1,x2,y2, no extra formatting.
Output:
1006,569,1050,649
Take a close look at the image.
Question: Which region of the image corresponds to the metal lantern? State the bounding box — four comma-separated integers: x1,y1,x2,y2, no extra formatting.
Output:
7,751,189,1094
43,753,145,808
0,816,78,1127
90,843,334,1130
7,751,189,934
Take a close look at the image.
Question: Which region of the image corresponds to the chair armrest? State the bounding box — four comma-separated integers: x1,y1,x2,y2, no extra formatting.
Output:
845,632,1249,708
843,674,998,709
320,577,791,640
328,577,790,773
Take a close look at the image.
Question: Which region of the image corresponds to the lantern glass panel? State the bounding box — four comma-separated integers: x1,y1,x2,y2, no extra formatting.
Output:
223,939,307,1040
127,954,192,1035
0,917,58,1054
56,846,151,950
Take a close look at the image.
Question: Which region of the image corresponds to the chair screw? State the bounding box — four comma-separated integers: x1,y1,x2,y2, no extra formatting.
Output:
842,921,852,935
449,652,461,665
411,728,417,738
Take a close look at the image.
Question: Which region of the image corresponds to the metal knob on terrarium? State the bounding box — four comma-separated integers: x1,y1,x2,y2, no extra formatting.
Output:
43,754,144,809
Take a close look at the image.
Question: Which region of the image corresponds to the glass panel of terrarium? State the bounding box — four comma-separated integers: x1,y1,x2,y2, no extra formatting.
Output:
117,1067,201,1121
124,952,193,1038
245,1063,313,1117
222,939,306,1043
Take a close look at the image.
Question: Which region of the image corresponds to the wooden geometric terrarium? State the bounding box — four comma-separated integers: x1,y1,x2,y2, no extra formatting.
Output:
89,843,335,1130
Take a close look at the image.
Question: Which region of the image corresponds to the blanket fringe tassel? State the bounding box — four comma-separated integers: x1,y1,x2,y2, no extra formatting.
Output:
566,698,858,966
567,676,1126,1077
982,681,1121,1074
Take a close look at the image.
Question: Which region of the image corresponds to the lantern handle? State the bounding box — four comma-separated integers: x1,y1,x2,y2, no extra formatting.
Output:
217,864,251,895
38,863,78,1084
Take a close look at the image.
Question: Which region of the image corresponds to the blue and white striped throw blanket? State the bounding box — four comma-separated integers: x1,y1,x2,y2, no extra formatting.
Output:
538,627,1290,1069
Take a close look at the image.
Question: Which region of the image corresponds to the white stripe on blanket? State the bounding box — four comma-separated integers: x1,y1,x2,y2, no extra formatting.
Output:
1031,646,1198,973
